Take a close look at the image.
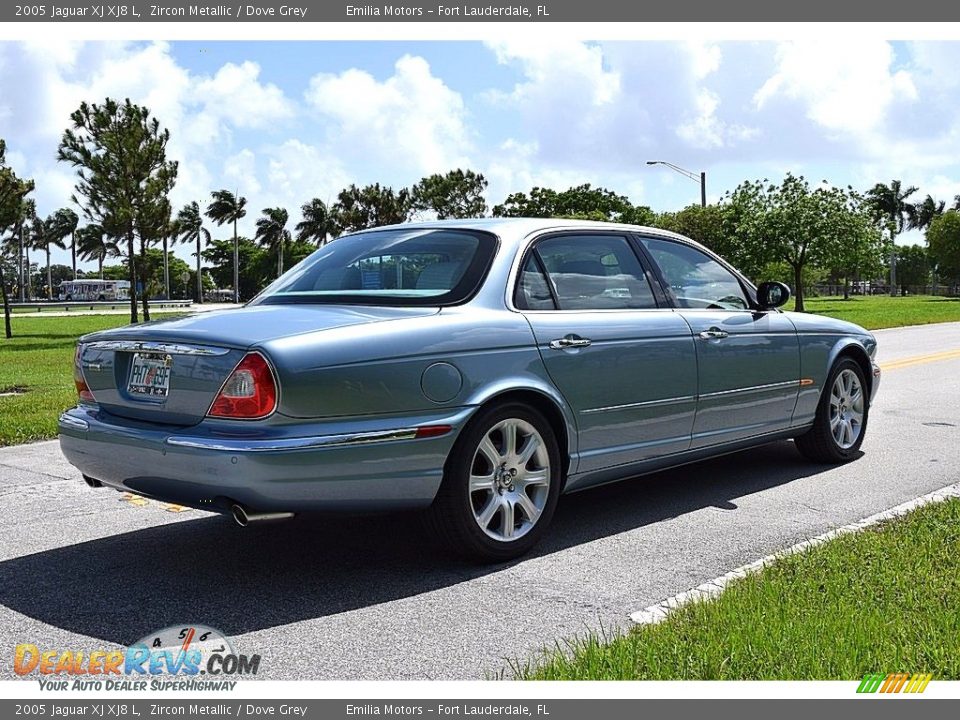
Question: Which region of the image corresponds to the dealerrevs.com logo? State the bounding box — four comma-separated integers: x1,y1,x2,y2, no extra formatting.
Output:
14,625,260,691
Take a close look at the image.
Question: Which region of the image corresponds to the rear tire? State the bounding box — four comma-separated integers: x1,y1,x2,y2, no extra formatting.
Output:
426,402,562,562
795,358,869,463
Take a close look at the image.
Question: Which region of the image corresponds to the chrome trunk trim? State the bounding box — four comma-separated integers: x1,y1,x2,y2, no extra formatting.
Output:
85,340,232,356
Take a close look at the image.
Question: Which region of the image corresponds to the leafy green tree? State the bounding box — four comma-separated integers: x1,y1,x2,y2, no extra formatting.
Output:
75,223,116,279
206,189,247,302
58,98,178,323
926,210,960,286
255,207,291,278
295,198,337,247
330,184,411,235
865,180,918,296
728,175,869,312
0,139,35,337
174,201,210,303
894,244,931,294
492,184,651,224
410,169,488,219
909,195,944,232
203,237,269,300
652,203,740,261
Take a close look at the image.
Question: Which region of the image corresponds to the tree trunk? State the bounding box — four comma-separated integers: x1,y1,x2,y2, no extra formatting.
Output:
843,277,850,300
278,240,283,278
793,263,805,312
71,231,77,280
46,245,52,300
196,237,203,304
163,236,169,299
127,233,139,324
1,272,12,339
99,256,104,280
233,217,239,304
24,246,31,301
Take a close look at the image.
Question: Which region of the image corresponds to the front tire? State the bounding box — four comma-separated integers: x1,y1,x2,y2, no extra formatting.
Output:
795,358,869,463
426,403,562,562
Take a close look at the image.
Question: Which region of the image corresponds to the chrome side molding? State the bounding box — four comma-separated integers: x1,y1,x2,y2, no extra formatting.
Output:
165,427,424,453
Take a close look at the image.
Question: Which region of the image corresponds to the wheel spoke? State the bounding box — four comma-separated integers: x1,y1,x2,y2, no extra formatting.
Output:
518,469,549,488
517,434,541,466
470,473,495,493
478,435,502,467
501,499,515,538
477,496,501,529
515,492,540,524
502,421,518,458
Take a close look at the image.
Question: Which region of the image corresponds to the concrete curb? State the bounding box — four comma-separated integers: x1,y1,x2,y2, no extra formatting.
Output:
629,481,960,625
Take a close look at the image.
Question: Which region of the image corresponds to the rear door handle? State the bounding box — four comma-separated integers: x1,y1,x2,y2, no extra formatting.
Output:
699,328,729,340
549,336,592,350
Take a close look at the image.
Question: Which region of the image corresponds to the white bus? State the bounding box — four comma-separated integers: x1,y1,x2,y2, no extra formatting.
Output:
58,279,131,301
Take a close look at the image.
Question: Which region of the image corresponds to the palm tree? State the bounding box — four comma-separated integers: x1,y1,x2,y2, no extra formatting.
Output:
908,194,944,231
205,189,247,303
46,208,78,295
866,180,918,296
255,207,290,278
174,201,211,303
58,208,80,280
295,198,337,247
954,194,960,211
28,214,66,300
76,223,115,279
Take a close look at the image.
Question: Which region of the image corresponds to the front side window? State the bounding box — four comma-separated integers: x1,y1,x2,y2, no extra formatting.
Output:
641,237,749,311
252,228,496,306
531,234,657,311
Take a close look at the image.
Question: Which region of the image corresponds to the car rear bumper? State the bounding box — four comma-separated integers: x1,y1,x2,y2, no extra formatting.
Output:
58,405,470,513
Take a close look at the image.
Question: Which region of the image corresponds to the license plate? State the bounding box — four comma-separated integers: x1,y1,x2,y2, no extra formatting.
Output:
128,353,172,398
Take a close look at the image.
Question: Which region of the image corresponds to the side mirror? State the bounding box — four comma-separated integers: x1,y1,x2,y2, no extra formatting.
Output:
756,281,791,310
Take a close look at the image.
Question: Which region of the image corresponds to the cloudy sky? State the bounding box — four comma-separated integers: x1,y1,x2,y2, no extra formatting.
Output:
2,39,959,271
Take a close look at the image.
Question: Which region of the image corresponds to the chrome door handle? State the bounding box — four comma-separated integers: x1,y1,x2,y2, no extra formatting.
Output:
699,328,729,340
549,336,592,350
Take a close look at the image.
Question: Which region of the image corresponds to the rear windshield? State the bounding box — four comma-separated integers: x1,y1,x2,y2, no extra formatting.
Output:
251,228,497,306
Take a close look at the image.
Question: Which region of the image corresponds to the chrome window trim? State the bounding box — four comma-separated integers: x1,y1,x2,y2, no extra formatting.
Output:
165,427,429,453
85,340,232,356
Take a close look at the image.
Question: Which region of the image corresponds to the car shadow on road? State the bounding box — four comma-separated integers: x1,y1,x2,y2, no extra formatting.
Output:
0,441,841,646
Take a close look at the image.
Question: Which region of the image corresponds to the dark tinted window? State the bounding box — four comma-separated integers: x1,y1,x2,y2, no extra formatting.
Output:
642,237,748,310
533,235,657,310
253,228,495,306
515,254,557,310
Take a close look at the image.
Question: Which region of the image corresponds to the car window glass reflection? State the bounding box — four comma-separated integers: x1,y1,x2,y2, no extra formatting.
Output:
641,237,749,310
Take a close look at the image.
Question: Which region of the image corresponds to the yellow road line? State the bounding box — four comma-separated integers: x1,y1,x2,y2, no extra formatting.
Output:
881,348,960,371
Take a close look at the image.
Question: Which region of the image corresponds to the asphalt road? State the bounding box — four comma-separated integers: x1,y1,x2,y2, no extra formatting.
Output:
2,322,959,680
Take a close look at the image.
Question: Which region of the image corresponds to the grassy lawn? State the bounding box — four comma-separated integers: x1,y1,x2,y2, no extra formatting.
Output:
0,315,133,446
514,497,960,680
804,294,960,330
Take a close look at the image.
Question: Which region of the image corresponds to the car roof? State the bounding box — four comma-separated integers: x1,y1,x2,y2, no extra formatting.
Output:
350,217,704,252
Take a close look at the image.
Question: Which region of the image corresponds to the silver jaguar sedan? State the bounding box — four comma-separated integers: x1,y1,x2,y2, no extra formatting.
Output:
59,219,880,561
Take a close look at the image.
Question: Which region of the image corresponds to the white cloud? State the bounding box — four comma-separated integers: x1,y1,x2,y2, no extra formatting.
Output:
753,40,917,135
304,55,472,177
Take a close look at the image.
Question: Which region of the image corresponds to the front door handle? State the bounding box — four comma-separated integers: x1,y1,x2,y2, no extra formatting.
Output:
549,336,592,350
699,328,729,340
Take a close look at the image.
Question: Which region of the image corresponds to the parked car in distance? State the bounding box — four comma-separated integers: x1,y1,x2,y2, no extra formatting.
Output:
59,219,880,561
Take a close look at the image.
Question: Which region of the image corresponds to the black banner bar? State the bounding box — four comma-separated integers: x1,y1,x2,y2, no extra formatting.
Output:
5,0,960,22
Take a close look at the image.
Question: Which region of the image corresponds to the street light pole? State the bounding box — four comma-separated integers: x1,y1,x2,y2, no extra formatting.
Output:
18,224,25,302
646,161,707,208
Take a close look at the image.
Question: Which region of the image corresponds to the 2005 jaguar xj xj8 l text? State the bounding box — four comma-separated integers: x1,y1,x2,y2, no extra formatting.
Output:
60,219,880,560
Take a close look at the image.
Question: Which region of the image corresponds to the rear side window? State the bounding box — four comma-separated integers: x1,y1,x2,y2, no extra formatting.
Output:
531,235,657,311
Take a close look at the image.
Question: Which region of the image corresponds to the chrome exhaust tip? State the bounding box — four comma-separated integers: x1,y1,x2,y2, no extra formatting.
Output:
231,503,294,527
82,474,104,488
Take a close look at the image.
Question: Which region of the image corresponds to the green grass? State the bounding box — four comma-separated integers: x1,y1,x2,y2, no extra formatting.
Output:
513,498,960,680
804,294,960,330
0,315,134,446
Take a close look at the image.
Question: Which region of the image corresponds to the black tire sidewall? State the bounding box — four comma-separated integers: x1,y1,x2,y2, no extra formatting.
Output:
440,403,562,561
820,358,869,460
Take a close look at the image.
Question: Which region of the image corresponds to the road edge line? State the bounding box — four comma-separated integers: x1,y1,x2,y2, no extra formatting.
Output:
628,481,960,625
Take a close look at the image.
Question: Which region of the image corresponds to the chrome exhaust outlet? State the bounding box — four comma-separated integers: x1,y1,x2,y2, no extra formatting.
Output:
230,503,294,527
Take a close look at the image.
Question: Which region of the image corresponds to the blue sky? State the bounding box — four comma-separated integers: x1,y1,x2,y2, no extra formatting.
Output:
2,39,959,271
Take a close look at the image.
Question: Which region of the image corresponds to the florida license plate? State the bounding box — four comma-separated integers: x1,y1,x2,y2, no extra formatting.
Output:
128,353,172,398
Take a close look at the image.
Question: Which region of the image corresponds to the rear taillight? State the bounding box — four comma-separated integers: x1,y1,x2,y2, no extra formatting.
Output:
208,352,278,420
74,345,96,403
